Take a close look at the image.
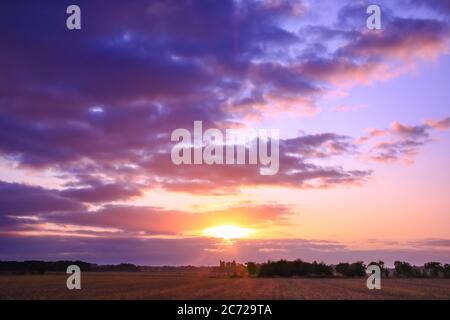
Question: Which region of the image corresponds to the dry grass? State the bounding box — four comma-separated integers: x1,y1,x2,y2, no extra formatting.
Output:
1,272,449,300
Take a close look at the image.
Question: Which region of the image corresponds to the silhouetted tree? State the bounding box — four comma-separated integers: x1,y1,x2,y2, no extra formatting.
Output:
246,262,258,276
368,261,389,277
444,264,450,278
257,259,332,278
335,262,366,277
394,261,424,277
424,262,443,278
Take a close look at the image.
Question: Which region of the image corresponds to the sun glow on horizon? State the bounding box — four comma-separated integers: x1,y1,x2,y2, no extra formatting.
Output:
203,225,255,240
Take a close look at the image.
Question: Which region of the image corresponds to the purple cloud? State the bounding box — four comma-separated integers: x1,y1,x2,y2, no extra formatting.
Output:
0,181,84,216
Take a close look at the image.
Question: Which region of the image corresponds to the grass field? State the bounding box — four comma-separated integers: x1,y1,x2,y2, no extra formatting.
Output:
1,272,449,300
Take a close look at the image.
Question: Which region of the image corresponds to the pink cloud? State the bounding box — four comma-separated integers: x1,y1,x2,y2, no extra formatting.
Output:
362,117,449,163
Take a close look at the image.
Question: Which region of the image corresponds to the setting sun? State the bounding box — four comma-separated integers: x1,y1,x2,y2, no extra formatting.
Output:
203,225,255,240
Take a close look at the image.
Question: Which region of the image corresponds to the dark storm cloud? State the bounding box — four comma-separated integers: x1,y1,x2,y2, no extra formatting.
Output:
338,17,450,60
410,0,450,15
0,181,84,216
60,183,142,203
1,0,448,180
139,133,371,194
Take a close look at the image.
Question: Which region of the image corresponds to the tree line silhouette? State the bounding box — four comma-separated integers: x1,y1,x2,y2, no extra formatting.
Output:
0,261,139,274
246,260,450,278
1,259,449,278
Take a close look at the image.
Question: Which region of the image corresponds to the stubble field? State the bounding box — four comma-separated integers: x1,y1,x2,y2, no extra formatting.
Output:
1,272,449,300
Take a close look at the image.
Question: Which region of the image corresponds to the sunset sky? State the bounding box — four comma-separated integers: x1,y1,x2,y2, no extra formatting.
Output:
0,0,449,266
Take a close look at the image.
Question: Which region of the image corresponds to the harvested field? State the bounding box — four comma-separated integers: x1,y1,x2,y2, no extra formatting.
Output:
1,272,449,300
